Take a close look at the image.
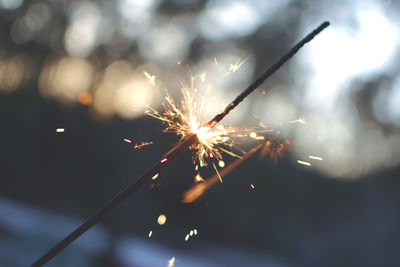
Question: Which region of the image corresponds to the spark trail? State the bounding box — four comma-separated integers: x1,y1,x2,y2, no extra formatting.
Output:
32,21,329,266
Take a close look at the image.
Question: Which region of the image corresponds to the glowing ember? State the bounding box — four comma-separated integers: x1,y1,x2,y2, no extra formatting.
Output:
309,155,324,161
167,257,176,267
157,214,167,225
297,160,311,166
250,184,255,190
56,128,64,133
160,158,168,163
195,174,205,183
123,138,132,143
185,234,189,241
148,230,152,238
152,173,159,180
78,91,93,106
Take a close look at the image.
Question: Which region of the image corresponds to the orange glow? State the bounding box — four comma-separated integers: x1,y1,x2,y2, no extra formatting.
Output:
259,139,290,164
157,214,167,225
78,91,93,106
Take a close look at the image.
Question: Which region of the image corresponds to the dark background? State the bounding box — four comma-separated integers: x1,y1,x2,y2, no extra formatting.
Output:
1,0,400,266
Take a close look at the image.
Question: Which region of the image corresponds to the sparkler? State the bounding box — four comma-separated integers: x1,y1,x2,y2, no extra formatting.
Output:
32,21,329,266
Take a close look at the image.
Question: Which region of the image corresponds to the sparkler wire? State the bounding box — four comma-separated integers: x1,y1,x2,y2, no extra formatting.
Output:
207,21,329,126
32,21,329,266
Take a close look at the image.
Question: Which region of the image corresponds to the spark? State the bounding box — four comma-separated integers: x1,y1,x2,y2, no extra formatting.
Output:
148,230,152,238
199,72,207,82
133,141,153,149
224,57,249,76
214,57,218,65
184,229,199,242
56,128,64,133
250,184,255,190
195,174,205,183
297,160,311,166
123,138,132,143
160,158,168,163
143,71,156,85
309,155,323,161
157,214,167,225
289,117,307,124
152,173,159,180
167,257,176,267
218,161,225,168
212,162,223,183
249,132,257,138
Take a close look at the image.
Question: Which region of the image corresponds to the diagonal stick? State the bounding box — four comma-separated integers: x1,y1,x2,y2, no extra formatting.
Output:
32,21,329,266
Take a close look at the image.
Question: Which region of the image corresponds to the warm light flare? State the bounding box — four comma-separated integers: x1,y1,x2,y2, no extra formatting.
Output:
157,214,167,225
167,257,175,267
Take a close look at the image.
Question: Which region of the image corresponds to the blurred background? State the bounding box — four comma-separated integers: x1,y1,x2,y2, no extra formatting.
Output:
1,0,400,266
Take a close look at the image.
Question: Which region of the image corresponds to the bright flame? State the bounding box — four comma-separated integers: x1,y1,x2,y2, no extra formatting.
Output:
148,75,241,167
